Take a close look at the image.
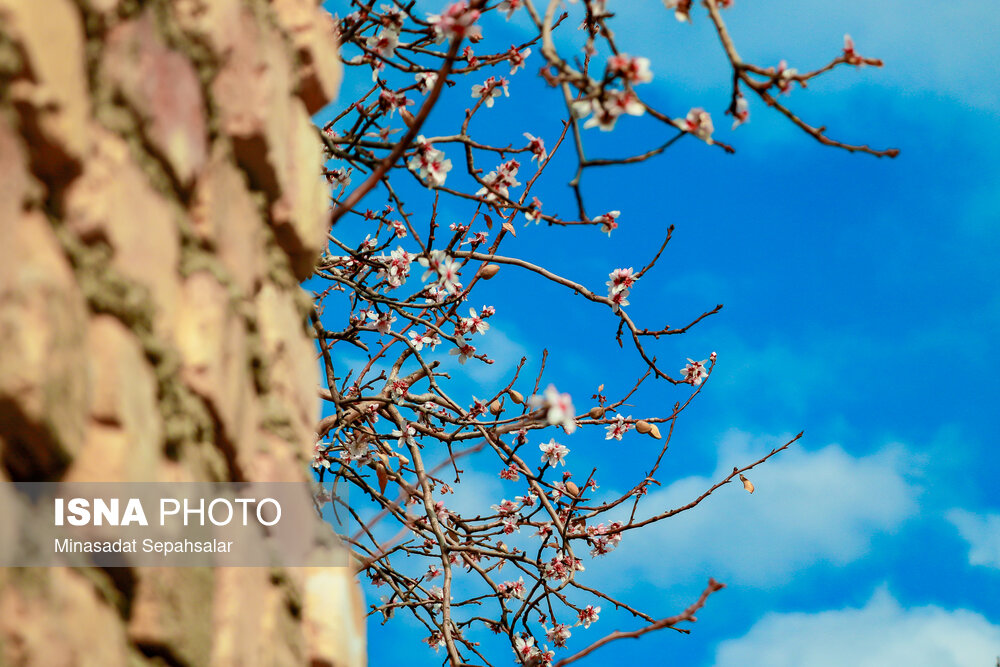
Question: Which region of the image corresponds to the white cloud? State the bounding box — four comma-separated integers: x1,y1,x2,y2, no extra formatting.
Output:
712,587,1000,667
596,430,919,586
609,0,1000,109
947,509,1000,569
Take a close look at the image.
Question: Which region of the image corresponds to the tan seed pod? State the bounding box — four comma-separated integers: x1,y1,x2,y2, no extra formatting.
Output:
588,406,605,419
565,480,580,497
509,389,524,404
739,474,755,494
648,424,661,440
635,419,652,434
480,264,500,279
490,400,502,416
400,108,415,128
375,461,389,495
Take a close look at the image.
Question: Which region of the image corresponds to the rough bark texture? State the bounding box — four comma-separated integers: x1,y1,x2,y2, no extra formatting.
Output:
0,0,363,665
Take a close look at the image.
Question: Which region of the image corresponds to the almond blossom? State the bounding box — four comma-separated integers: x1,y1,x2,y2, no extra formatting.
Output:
663,0,692,22
499,464,520,481
609,289,630,313
497,0,524,19
595,210,620,235
408,136,452,186
367,310,396,334
607,53,653,85
539,439,570,467
530,384,577,433
776,60,798,94
471,76,510,108
577,605,601,628
415,71,438,94
674,107,714,143
311,443,331,470
681,357,709,386
843,33,864,65
378,88,412,116
731,93,750,129
604,413,631,440
408,330,440,351
507,46,531,74
427,2,482,43
326,166,352,189
523,133,547,164
545,623,572,648
392,423,417,448
606,267,637,296
476,159,521,201
498,577,526,599
377,3,405,31
449,342,476,364
458,307,489,335
366,30,399,59
381,247,411,287
417,249,461,293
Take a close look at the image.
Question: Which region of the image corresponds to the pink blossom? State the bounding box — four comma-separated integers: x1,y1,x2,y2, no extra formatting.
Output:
476,159,521,201
530,384,577,433
546,623,572,648
463,45,479,68
577,604,601,628
843,34,863,65
731,93,750,129
675,107,714,142
499,464,520,481
450,342,476,364
605,414,631,441
415,71,438,94
595,210,620,235
539,439,570,467
609,289,630,313
497,0,524,19
507,46,531,75
607,53,653,85
776,60,798,94
417,249,461,293
523,132,547,164
606,267,637,296
408,136,453,186
663,0,692,22
681,358,709,386
427,2,482,43
366,30,399,59
378,89,412,116
368,310,397,334
471,76,510,108
392,423,417,448
498,577,526,599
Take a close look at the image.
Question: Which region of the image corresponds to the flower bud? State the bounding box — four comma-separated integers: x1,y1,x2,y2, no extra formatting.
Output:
508,389,524,404
588,406,605,419
480,264,500,279
635,419,652,434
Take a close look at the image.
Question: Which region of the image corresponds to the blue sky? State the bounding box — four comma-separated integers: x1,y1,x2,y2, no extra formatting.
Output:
318,1,1000,664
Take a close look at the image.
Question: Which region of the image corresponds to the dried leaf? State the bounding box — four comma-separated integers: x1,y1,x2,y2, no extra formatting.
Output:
484,214,493,229
739,474,754,494
502,221,516,236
